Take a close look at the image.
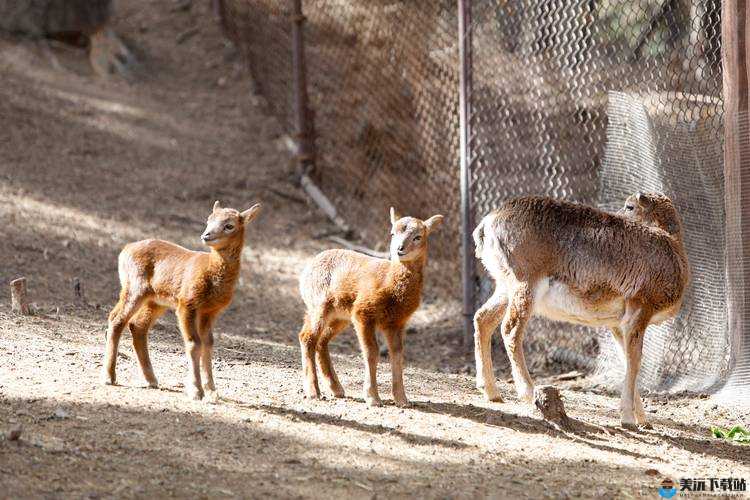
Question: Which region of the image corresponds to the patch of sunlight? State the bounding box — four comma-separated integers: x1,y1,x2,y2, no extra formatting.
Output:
1,189,150,246
48,88,147,118
220,333,298,352
245,246,309,273
46,87,211,141
76,114,178,150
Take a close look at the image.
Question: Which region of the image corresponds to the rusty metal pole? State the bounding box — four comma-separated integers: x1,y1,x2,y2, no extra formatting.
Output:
458,0,475,348
291,0,314,173
721,0,750,394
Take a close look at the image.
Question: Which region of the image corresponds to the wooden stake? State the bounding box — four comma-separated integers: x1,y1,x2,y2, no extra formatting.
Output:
10,278,30,315
72,277,83,301
533,385,573,431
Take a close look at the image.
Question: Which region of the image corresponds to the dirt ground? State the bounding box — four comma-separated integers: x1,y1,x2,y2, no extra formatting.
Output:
0,2,748,499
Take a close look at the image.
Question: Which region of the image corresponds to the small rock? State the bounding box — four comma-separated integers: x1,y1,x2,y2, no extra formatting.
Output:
644,468,659,476
53,408,69,420
7,425,22,441
217,77,228,87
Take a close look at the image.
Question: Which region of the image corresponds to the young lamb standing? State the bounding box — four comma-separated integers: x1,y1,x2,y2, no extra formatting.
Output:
473,193,689,429
298,208,443,407
102,200,261,401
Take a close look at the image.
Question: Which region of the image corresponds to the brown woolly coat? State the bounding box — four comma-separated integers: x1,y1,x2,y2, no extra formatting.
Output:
118,237,242,315
299,249,424,332
474,196,689,326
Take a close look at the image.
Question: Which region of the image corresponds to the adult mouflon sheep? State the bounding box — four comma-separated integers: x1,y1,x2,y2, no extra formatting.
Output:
473,193,689,429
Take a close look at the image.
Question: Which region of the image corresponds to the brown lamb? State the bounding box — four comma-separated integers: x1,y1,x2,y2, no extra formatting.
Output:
102,200,262,401
298,208,443,407
473,193,689,429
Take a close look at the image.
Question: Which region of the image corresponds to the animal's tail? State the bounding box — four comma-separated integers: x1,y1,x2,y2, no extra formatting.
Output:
473,211,509,268
472,216,487,258
473,213,503,259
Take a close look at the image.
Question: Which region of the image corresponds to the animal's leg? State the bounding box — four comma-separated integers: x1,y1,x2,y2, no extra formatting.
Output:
610,327,648,427
473,290,509,402
618,304,651,430
500,282,535,403
299,311,324,399
102,289,146,386
177,305,203,400
316,319,348,398
198,313,218,402
352,313,381,407
384,328,408,407
129,302,166,388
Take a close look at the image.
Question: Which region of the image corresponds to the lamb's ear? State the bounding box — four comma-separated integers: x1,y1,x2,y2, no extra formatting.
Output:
241,203,262,224
424,214,444,234
390,207,401,225
213,200,221,213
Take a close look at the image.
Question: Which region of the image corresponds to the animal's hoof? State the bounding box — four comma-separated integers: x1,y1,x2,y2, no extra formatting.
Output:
394,398,410,408
331,389,346,399
621,421,639,431
204,390,220,403
146,380,159,389
639,422,654,430
517,387,534,404
366,396,383,407
100,373,116,386
186,387,204,401
303,391,321,400
484,388,504,403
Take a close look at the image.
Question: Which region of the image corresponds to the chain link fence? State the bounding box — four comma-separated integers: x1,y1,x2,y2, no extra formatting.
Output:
218,0,750,400
467,0,727,389
218,0,463,328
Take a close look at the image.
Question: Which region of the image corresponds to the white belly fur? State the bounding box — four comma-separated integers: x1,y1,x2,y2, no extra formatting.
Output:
532,277,624,328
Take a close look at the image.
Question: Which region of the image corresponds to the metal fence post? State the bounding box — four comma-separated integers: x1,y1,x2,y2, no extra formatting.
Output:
458,0,475,347
291,0,314,173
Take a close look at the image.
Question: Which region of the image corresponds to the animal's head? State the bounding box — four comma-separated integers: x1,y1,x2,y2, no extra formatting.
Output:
389,207,444,262
619,192,682,237
201,200,262,249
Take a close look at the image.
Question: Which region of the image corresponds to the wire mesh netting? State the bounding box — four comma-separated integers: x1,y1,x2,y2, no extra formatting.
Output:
595,90,726,392
301,0,462,322
468,0,739,397
216,0,295,130
219,0,464,325
218,0,750,402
